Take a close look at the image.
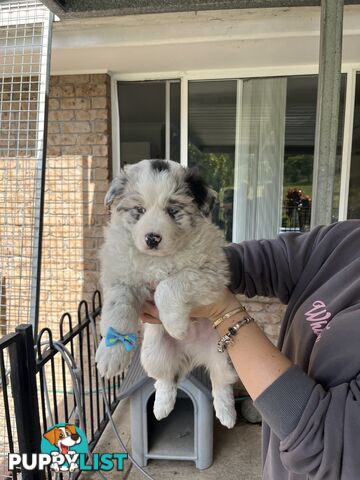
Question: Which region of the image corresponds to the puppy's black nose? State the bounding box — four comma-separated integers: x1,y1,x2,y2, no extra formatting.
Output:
145,233,162,249
71,434,80,441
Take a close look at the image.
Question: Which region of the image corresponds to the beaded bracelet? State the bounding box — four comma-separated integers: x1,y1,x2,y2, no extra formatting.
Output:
217,314,254,353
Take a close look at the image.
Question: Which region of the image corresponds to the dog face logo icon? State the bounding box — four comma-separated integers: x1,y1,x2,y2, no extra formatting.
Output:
43,424,81,455
41,423,87,473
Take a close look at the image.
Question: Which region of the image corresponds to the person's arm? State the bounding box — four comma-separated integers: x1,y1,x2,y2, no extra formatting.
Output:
141,291,360,479
195,291,360,480
255,307,360,480
215,310,292,400
199,289,295,399
224,224,335,303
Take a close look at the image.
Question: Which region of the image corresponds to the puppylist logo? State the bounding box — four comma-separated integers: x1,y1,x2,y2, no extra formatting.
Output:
8,423,128,473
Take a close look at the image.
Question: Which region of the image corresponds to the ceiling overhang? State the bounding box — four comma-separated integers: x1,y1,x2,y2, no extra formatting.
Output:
41,0,360,19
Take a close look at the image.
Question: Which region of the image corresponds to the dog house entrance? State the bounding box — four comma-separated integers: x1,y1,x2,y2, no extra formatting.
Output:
147,390,195,459
122,351,213,469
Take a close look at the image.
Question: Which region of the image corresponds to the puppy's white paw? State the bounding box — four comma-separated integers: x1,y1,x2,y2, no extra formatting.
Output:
153,380,177,420
153,396,176,421
95,338,131,379
215,404,237,429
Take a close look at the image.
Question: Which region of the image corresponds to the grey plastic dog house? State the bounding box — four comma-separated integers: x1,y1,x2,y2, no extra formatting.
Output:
118,348,214,470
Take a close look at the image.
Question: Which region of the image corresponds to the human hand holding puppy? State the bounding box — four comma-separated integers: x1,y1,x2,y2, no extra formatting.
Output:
140,287,240,324
141,287,293,402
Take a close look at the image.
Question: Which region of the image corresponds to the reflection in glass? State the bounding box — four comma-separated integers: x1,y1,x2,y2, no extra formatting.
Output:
118,81,164,165
283,76,317,231
170,82,180,162
282,75,346,231
118,80,180,166
188,81,236,241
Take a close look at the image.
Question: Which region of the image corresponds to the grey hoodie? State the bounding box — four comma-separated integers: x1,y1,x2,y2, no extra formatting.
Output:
225,220,360,480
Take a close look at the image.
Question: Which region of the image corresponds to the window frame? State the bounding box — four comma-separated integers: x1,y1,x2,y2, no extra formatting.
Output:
111,65,359,233
338,68,357,220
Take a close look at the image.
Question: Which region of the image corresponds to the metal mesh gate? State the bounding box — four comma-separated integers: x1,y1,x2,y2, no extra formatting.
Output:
0,1,52,476
0,0,52,332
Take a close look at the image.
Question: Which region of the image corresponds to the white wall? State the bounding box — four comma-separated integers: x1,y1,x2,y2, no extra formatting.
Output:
51,6,360,76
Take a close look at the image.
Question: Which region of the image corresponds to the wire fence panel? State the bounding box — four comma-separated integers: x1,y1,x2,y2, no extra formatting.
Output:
0,0,52,333
0,2,52,477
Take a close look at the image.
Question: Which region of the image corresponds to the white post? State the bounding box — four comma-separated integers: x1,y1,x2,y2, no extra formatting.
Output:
180,76,188,167
110,74,121,175
338,69,356,220
232,79,243,243
165,81,170,160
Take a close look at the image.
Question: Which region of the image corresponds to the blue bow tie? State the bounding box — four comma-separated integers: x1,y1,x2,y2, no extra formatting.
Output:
105,327,137,352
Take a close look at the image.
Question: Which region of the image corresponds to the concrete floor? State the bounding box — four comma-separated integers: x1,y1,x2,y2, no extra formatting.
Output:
80,398,262,480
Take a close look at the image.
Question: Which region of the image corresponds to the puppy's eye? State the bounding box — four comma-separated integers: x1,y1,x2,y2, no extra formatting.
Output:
167,206,179,217
135,206,146,215
59,433,64,439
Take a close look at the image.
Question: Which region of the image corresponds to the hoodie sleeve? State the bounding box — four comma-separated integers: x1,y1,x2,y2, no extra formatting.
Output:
254,307,360,479
226,221,360,479
224,224,336,303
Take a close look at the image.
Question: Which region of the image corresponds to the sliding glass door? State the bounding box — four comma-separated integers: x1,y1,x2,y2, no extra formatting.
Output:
283,75,346,231
187,77,323,242
188,81,237,241
117,74,346,242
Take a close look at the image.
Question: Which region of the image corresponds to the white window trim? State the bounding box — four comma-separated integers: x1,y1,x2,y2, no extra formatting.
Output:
112,64,360,221
338,68,357,220
110,74,121,177
180,76,188,167
232,79,243,242
165,81,171,160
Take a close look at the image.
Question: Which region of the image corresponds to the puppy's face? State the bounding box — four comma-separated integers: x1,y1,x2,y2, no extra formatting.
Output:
105,160,215,257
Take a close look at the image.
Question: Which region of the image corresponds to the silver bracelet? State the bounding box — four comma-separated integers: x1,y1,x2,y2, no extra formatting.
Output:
217,314,254,353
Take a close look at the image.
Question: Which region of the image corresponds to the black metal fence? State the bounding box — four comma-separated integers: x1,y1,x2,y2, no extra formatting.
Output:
0,331,21,480
0,290,121,480
281,205,312,232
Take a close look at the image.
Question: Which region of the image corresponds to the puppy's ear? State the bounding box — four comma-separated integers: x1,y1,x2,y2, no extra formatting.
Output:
43,427,58,445
104,171,128,207
184,167,217,216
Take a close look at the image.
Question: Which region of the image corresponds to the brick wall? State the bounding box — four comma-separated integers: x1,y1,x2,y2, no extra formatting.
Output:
239,295,285,344
40,73,111,333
